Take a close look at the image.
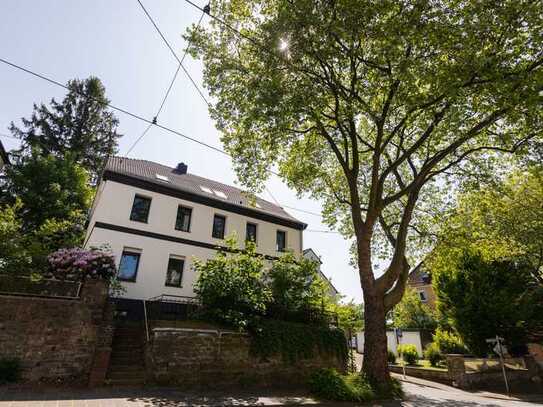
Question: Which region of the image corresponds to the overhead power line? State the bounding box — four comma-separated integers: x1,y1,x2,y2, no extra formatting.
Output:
0,57,334,214
126,3,206,156
0,57,228,157
182,0,261,48
136,0,210,107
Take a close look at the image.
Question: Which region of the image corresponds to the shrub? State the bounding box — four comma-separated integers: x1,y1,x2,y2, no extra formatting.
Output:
397,344,419,365
48,247,116,281
424,342,444,367
251,320,348,365
0,357,21,384
433,328,466,354
308,368,375,402
387,350,396,364
194,238,271,330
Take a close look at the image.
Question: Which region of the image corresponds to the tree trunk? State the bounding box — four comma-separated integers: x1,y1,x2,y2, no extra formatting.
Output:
362,290,390,384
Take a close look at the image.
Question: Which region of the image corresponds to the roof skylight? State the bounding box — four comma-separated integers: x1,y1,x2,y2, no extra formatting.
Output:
199,185,213,194
155,174,169,182
213,190,227,199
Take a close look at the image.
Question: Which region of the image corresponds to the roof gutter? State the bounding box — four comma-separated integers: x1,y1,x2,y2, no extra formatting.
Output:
103,169,308,231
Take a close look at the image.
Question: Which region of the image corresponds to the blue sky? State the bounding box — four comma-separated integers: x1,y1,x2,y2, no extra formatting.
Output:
0,0,362,301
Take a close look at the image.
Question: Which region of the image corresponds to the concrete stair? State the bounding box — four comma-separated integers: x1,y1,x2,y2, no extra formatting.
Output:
106,323,146,385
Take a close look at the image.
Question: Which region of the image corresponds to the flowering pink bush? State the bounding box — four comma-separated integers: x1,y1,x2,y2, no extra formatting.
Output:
48,247,116,281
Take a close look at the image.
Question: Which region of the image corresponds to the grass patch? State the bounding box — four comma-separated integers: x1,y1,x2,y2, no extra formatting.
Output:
391,359,448,371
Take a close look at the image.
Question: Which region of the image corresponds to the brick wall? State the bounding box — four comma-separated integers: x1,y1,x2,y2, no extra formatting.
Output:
147,327,345,388
0,280,112,384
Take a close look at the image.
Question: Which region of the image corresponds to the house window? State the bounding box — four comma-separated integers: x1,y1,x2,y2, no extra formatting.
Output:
212,214,226,239
129,195,151,223
418,290,428,302
276,230,286,252
175,205,192,232
165,257,184,287
246,223,257,243
118,250,141,282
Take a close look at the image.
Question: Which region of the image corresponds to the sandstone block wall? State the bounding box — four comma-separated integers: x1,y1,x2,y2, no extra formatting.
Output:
0,280,112,384
147,327,344,388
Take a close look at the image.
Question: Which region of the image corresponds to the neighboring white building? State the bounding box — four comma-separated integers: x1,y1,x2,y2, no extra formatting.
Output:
85,157,307,305
356,330,424,356
303,248,340,299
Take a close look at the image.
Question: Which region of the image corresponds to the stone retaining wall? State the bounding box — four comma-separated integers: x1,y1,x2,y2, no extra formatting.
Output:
0,280,113,385
146,327,345,388
389,364,451,384
446,354,541,391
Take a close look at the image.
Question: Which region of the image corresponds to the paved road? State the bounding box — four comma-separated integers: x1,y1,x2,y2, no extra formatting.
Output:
396,374,543,407
0,377,541,406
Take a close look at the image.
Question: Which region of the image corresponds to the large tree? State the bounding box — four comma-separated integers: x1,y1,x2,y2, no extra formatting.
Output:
188,0,543,384
9,77,121,177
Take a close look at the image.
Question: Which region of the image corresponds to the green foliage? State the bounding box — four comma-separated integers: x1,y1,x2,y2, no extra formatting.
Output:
0,154,90,275
397,344,418,365
434,252,541,356
268,252,329,312
0,357,21,384
2,153,92,232
431,169,543,286
432,328,466,355
308,369,375,402
251,319,347,365
387,350,396,364
424,342,444,367
332,301,364,333
392,288,437,331
194,238,271,330
0,200,30,274
9,76,121,177
308,368,403,402
194,237,336,329
187,0,543,384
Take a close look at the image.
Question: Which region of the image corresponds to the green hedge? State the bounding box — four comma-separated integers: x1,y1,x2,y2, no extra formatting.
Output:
250,320,348,365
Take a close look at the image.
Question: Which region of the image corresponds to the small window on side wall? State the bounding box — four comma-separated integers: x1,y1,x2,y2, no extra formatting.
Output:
212,214,226,239
246,223,257,243
165,257,184,287
118,250,141,282
276,230,286,252
130,195,152,223
175,205,192,232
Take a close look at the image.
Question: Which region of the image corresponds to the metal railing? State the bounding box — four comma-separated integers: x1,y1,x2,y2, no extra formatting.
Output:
0,274,82,299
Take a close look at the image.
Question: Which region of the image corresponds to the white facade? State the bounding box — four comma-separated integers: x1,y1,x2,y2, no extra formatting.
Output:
85,175,305,301
356,330,424,356
303,248,340,299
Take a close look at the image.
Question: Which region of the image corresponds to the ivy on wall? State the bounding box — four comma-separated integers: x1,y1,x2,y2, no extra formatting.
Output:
250,320,348,366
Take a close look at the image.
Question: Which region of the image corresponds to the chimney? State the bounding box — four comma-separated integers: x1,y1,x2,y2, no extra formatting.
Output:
176,162,188,174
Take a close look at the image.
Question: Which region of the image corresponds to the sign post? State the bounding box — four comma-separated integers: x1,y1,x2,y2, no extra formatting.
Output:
395,328,405,379
486,335,510,396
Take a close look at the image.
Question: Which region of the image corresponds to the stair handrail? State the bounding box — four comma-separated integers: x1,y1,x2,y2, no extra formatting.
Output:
143,299,150,342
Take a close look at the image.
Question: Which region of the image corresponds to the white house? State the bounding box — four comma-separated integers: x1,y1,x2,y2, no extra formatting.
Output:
303,248,340,299
84,157,307,311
